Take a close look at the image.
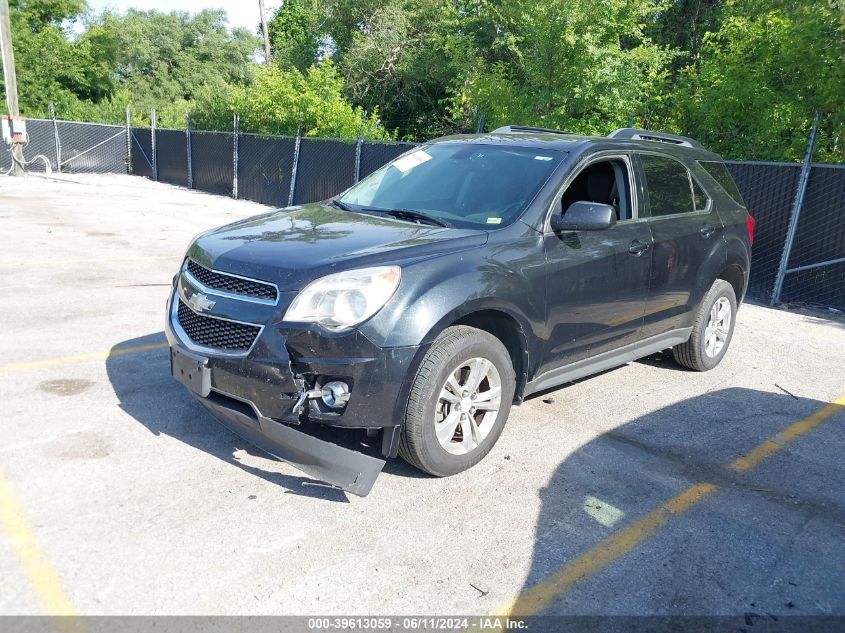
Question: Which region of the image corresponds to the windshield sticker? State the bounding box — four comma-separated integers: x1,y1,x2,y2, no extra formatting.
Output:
392,150,433,173
486,217,502,224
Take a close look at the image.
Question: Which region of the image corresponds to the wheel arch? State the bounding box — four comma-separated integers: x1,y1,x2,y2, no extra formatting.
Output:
413,303,533,403
386,304,532,457
718,263,746,304
451,309,530,403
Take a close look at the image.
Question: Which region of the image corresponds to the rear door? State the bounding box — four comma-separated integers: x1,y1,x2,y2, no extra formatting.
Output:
634,152,726,338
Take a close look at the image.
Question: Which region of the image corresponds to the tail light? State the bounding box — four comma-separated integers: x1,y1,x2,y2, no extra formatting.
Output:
746,212,755,246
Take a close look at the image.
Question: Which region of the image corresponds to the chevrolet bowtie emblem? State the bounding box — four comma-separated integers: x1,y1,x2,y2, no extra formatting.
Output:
187,292,216,313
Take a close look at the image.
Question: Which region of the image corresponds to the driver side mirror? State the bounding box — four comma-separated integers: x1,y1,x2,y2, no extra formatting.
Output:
551,201,617,232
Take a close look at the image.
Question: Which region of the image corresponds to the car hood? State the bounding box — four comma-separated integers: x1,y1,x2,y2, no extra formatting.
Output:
186,203,488,291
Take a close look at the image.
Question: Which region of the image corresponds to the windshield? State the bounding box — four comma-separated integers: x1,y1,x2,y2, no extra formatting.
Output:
339,143,562,228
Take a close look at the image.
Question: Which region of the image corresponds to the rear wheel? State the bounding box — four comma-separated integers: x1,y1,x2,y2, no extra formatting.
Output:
399,326,515,476
672,279,737,371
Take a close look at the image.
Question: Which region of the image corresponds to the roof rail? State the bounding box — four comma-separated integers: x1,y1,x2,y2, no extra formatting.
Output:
492,125,576,136
608,128,703,149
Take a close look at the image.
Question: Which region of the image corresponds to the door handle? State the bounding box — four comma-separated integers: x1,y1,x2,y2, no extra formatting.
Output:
700,224,716,237
628,240,650,255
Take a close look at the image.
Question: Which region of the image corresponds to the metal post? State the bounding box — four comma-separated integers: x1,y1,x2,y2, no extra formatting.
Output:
354,110,367,183
125,106,132,174
185,110,193,189
150,108,158,181
771,111,820,306
0,0,23,176
232,114,239,199
49,101,61,173
288,126,302,207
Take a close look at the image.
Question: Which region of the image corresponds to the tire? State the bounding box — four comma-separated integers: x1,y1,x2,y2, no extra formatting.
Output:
399,325,516,477
672,279,737,371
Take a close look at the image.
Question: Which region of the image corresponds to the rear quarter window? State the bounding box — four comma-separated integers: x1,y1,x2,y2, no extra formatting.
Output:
699,161,745,206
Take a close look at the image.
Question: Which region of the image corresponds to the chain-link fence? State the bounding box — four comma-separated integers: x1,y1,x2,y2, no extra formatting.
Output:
730,161,845,309
1,118,127,174
725,162,803,303
4,117,844,310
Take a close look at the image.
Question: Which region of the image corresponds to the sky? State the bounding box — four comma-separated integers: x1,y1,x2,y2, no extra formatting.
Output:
84,0,282,33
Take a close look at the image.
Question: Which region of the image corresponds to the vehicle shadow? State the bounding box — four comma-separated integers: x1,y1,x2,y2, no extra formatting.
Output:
515,387,845,618
106,332,352,502
634,348,686,370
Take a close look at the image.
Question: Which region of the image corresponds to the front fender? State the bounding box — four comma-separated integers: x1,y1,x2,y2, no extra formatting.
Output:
358,231,546,352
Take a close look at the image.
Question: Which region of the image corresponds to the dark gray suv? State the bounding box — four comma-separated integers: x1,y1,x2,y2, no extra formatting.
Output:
166,126,753,495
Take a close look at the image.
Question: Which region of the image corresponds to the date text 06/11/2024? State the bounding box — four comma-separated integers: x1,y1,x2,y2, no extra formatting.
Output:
306,617,528,631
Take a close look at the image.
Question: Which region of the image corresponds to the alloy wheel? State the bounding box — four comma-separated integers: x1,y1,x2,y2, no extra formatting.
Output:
434,357,502,455
704,296,731,358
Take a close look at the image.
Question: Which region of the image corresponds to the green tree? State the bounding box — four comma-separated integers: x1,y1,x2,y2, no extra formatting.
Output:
267,0,327,72
672,0,845,161
647,0,724,68
452,0,672,134
336,0,468,138
190,61,392,139
89,9,260,127
2,0,113,115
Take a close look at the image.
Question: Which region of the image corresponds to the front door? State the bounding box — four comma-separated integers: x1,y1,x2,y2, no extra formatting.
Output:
539,154,653,377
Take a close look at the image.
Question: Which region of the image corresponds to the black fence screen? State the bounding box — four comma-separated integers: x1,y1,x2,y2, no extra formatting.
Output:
293,138,357,205
6,118,845,310
156,129,188,187
725,162,802,303
191,132,232,197
131,127,153,179
724,161,845,308
237,134,296,207
777,165,845,309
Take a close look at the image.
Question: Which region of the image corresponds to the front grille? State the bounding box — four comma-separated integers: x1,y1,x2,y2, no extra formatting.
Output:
186,259,277,302
176,299,261,352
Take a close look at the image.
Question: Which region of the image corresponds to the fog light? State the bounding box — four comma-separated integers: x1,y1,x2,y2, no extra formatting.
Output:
321,381,351,408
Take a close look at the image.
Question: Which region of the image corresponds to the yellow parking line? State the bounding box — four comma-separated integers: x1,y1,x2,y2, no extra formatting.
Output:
0,470,76,615
496,482,716,616
0,342,167,373
497,393,845,617
729,395,845,472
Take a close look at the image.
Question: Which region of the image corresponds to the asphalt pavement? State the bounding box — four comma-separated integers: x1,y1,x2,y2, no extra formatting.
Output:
1,174,843,618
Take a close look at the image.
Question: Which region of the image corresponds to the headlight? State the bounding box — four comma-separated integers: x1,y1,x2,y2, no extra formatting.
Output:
284,266,401,331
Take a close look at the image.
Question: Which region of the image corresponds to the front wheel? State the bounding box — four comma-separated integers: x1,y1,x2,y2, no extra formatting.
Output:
672,279,737,371
399,326,515,476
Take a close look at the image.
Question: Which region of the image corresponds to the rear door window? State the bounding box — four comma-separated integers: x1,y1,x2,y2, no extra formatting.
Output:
639,155,695,217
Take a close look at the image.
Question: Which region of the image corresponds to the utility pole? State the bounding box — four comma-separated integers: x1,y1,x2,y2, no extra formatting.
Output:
0,0,24,175
258,0,272,67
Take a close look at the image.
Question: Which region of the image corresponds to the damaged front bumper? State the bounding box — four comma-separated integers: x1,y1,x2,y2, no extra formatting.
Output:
195,385,386,496
165,287,420,496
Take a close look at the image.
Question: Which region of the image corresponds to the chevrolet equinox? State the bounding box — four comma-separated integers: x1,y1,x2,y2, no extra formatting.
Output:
166,126,753,495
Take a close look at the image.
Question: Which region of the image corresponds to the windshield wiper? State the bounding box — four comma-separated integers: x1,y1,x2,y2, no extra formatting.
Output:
330,201,451,227
381,209,451,228
329,199,354,212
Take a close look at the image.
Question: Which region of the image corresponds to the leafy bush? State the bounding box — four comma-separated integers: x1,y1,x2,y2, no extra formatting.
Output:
189,61,392,139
